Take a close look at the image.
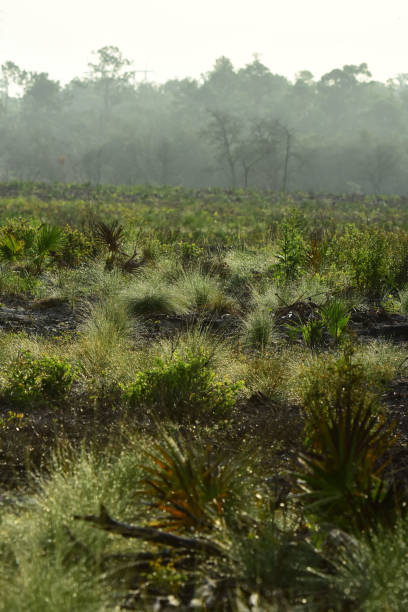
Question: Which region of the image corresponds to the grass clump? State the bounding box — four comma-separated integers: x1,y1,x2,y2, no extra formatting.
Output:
242,307,279,351
327,519,408,610
124,348,243,420
177,269,238,314
124,275,187,317
76,296,143,388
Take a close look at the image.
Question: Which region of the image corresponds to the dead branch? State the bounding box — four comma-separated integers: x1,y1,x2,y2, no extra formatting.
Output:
74,504,224,557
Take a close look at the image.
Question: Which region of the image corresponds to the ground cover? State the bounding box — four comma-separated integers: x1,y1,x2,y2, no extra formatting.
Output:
0,184,408,609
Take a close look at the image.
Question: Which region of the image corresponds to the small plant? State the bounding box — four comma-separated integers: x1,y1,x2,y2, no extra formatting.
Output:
299,318,325,350
334,225,390,299
295,345,402,531
179,270,237,314
54,225,95,267
296,398,399,532
299,345,388,424
124,349,242,420
321,298,350,344
0,234,26,262
286,315,325,351
93,220,126,269
126,285,183,316
275,215,308,283
140,429,240,531
242,308,278,351
4,350,76,406
176,241,204,263
32,224,66,274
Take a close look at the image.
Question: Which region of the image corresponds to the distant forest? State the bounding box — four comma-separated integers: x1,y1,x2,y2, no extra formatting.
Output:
1,46,408,193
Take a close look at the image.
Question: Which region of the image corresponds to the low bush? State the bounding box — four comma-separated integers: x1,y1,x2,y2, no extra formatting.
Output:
297,344,392,420
4,350,76,406
124,349,243,420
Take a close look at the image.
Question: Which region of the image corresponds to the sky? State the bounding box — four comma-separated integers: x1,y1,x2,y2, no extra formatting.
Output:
1,0,408,85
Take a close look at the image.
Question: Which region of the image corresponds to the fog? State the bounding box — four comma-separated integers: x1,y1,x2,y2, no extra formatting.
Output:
1,46,408,193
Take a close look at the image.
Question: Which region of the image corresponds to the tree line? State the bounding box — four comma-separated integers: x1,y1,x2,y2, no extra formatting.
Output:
1,46,408,193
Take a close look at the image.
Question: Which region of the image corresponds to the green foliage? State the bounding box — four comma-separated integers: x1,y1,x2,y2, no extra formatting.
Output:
242,308,277,351
275,214,308,282
124,349,242,419
300,318,325,350
178,270,237,314
300,345,390,423
140,429,241,532
327,519,408,610
4,350,76,406
93,220,126,269
0,234,25,262
286,315,325,350
55,225,95,267
321,298,350,343
236,519,325,602
0,217,36,249
296,400,399,531
176,241,204,263
296,346,401,531
334,225,396,298
127,286,183,316
32,224,66,274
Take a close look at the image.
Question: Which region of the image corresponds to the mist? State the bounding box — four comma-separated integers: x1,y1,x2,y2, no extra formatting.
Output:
1,46,407,194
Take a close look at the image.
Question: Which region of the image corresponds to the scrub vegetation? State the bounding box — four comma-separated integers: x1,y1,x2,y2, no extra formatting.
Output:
1,183,408,610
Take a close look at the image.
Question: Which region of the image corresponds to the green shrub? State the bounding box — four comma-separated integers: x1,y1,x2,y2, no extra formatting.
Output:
321,298,350,344
0,217,36,250
4,351,76,406
176,241,204,263
55,225,95,267
298,345,391,424
124,349,242,419
333,225,400,298
274,214,308,282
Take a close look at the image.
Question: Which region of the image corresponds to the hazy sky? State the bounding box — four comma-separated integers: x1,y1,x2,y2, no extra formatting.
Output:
1,0,408,84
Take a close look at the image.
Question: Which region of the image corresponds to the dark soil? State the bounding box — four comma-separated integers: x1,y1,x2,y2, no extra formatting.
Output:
0,298,78,336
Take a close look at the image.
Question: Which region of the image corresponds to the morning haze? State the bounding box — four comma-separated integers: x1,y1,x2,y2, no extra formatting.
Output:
1,0,408,192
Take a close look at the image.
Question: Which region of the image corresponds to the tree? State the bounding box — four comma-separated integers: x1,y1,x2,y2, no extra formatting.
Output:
204,110,241,187
88,46,134,114
23,73,60,111
0,61,27,114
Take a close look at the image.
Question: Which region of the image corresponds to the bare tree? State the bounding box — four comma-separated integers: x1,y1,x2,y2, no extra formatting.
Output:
204,110,241,187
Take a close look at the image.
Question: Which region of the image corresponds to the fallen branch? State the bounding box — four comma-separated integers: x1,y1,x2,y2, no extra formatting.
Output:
74,504,224,557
